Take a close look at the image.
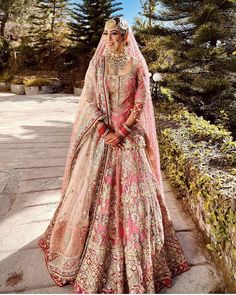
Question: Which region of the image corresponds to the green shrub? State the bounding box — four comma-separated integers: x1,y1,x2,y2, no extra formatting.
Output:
11,77,26,85
155,99,236,288
0,72,14,82
25,78,53,87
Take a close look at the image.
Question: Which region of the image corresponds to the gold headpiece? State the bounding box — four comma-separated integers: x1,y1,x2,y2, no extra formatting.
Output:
105,18,129,35
105,19,117,30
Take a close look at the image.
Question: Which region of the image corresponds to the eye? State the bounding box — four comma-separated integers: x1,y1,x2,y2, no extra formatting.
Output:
103,32,108,35
111,32,118,35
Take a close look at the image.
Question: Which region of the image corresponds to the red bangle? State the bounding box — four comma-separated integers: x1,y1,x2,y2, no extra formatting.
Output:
119,124,130,137
97,123,109,136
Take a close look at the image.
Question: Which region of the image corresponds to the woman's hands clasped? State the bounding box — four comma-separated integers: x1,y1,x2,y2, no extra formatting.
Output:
104,130,124,150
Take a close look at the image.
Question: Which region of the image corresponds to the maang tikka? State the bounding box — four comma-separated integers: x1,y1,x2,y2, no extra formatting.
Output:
104,18,131,75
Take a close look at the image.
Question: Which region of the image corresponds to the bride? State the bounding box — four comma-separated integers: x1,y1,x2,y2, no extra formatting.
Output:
38,17,190,294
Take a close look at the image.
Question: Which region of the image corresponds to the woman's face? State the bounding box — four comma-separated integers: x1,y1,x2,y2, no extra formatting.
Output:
103,25,125,52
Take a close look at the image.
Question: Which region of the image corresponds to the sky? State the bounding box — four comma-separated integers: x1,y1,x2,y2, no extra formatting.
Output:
71,1,143,26
120,0,142,26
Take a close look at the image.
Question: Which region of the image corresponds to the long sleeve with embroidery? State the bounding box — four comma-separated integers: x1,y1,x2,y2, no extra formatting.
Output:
124,63,148,128
82,59,105,120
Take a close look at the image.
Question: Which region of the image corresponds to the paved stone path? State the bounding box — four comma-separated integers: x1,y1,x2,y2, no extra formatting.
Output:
0,92,225,294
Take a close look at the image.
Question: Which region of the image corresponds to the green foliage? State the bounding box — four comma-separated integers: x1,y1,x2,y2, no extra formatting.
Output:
192,76,230,95
11,77,26,84
16,39,38,71
138,0,158,27
24,0,70,69
25,77,53,86
68,0,123,52
0,72,14,82
0,37,11,71
169,106,232,144
140,36,177,72
136,0,236,139
155,99,236,287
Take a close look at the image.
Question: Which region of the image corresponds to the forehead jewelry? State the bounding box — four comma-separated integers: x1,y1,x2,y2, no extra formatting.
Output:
104,18,130,75
105,18,128,35
105,19,117,30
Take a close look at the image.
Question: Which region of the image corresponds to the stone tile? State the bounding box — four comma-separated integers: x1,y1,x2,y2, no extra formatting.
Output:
19,285,73,294
14,203,56,224
18,177,63,193
0,203,56,246
169,208,195,231
163,180,173,192
161,170,167,180
19,167,65,181
161,264,225,293
0,248,55,293
0,147,68,159
163,191,180,210
0,157,66,171
0,142,69,149
0,220,50,253
176,231,207,265
12,189,61,210
0,171,10,193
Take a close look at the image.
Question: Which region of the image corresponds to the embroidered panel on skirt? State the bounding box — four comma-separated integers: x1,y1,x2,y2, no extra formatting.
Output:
38,58,190,294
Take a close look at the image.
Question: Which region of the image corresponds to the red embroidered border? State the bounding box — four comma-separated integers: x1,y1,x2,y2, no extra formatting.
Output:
73,261,190,294
38,237,75,287
39,235,190,294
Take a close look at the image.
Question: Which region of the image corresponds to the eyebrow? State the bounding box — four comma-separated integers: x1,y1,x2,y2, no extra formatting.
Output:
103,29,119,32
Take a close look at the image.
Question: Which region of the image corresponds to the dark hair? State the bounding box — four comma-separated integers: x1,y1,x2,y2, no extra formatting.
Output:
113,17,121,24
112,17,127,36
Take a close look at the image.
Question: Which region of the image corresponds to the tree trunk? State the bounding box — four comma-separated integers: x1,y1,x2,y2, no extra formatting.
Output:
51,0,56,34
0,12,9,37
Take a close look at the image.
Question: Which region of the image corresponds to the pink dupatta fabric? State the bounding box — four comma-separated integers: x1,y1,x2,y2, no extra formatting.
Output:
61,27,164,203
38,26,178,289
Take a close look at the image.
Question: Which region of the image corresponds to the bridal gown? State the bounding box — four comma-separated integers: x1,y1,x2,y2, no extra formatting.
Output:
38,58,190,294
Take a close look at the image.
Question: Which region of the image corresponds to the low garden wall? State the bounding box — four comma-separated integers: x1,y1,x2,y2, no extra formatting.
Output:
154,98,236,291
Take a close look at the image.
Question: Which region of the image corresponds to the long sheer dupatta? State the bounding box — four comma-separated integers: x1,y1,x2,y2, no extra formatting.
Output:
61,26,165,206
60,57,106,200
40,50,110,283
127,29,165,196
40,23,167,285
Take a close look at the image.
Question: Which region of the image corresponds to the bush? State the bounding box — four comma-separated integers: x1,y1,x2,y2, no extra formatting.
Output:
0,72,14,82
155,98,236,290
25,78,53,87
11,77,26,85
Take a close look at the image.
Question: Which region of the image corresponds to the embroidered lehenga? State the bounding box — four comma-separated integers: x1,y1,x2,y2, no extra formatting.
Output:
38,25,190,294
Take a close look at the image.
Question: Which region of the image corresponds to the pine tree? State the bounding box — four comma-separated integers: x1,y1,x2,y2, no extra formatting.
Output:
26,0,70,67
68,0,123,52
27,0,69,49
139,0,157,28
0,0,20,37
137,0,236,137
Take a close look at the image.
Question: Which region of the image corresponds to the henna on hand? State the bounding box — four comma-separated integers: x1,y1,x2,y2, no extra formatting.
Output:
104,131,125,149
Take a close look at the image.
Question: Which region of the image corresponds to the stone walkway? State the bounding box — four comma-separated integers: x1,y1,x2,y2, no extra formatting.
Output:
0,92,225,294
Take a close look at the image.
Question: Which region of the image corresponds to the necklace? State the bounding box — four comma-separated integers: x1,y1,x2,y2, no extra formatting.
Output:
105,49,131,75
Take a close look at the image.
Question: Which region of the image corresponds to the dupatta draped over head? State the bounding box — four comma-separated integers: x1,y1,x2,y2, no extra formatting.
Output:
40,21,171,285
61,27,164,203
38,21,192,288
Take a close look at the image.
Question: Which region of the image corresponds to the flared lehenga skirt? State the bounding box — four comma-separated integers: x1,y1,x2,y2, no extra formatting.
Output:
38,142,190,294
